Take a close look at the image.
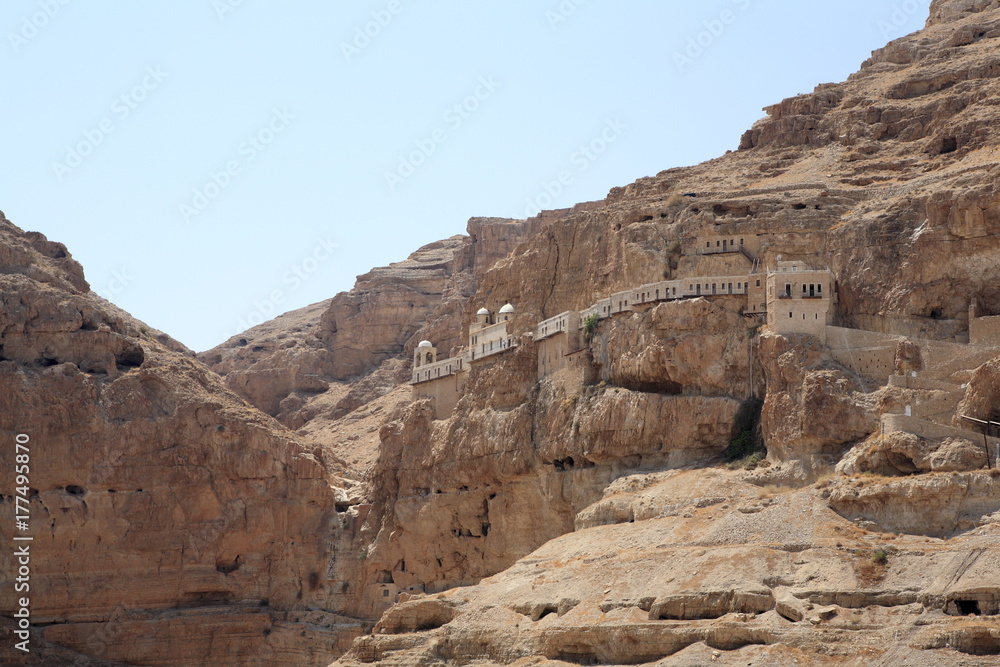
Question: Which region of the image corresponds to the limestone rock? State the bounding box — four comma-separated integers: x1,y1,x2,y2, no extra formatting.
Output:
758,331,877,474
14,1,1000,664
838,431,988,475
0,213,365,667
827,471,1000,536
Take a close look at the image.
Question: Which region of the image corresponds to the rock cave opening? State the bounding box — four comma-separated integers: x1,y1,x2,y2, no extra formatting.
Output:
552,650,599,665
115,344,145,370
215,556,242,575
552,457,595,471
535,605,558,621
957,599,982,616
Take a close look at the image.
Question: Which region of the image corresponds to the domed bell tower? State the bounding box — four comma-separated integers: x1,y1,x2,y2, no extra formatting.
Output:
498,303,515,322
414,340,437,368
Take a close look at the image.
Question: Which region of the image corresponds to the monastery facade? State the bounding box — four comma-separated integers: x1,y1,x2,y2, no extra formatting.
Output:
410,233,837,418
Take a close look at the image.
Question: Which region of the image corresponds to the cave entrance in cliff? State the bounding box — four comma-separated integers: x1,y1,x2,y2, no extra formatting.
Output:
957,599,982,616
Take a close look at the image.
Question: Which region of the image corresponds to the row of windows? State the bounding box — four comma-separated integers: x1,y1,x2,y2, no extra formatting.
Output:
779,283,824,297
538,318,569,337
414,362,461,382
705,238,746,248
686,282,745,289
611,278,764,313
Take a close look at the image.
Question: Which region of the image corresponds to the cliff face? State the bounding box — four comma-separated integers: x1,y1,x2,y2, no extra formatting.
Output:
330,1,1000,663
198,218,536,463
347,329,743,619
0,213,367,667
7,1,1000,665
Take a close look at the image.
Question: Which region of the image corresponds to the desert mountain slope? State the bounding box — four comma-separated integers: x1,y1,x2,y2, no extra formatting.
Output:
327,1,1000,664
4,0,1000,665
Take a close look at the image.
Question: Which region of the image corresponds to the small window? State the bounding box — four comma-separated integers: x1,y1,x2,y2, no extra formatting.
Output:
789,312,793,318
817,284,822,293
756,280,761,287
383,589,390,597
740,238,745,245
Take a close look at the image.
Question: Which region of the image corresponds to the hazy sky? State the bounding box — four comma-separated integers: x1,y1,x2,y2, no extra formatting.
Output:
2,0,932,352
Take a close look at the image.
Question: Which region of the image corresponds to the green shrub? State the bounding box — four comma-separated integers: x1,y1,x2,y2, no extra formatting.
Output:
871,548,888,566
583,314,600,341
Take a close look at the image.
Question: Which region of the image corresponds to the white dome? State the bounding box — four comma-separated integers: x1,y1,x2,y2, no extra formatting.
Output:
417,340,433,348
476,308,490,316
499,303,515,314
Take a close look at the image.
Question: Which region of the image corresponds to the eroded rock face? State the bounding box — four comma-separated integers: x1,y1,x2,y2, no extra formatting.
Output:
12,2,1000,665
0,213,365,667
757,331,877,476
957,357,1000,421
827,471,1000,536
928,0,1000,25
333,470,1000,666
325,4,1000,663
345,337,741,620
200,219,533,432
839,431,988,476
591,298,756,397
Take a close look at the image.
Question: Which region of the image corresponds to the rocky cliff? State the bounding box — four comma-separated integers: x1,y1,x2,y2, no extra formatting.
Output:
0,213,368,666
328,1,1000,663
5,1,1000,665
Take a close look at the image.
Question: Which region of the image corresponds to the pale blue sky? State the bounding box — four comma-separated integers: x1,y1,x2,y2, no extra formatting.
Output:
2,0,931,352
